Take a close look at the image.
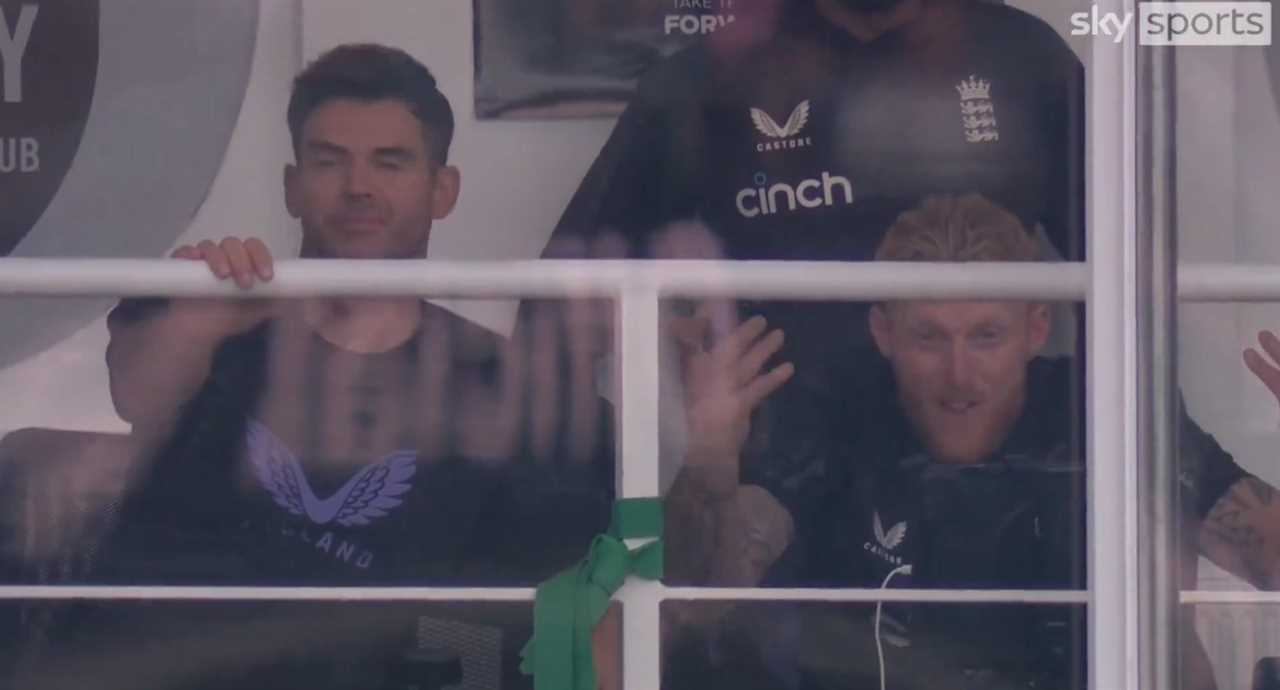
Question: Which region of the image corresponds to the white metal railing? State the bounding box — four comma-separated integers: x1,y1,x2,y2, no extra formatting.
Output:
4,257,1272,300
0,258,1094,690
0,585,1090,605
1,255,1278,686
0,258,1089,300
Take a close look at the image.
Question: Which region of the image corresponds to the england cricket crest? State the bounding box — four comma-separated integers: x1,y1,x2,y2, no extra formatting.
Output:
956,75,999,144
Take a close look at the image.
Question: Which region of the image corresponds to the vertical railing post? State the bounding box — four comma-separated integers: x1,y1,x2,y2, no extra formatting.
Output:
616,282,664,690
1089,1,1141,687
1138,33,1183,690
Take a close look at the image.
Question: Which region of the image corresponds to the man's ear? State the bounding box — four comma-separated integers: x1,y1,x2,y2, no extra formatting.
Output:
1027,303,1051,356
869,304,894,358
431,165,461,220
283,164,301,219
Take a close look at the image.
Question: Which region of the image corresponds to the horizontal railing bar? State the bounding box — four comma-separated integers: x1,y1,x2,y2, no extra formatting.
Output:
0,259,1088,300
6,258,1280,302
1180,590,1280,605
1179,263,1280,302
0,585,1089,605
0,586,537,601
661,587,1089,604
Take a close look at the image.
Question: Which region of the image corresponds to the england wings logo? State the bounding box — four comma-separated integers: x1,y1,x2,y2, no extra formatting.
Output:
750,100,811,139
873,511,908,551
246,419,416,527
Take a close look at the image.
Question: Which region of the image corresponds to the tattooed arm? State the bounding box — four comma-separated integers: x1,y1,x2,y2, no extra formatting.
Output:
1198,476,1280,590
665,466,794,586
665,465,733,585
663,311,795,587
1198,332,1280,589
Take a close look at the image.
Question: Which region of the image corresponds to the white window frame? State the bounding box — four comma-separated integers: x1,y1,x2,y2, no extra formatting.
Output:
0,259,1090,690
5,0,1280,684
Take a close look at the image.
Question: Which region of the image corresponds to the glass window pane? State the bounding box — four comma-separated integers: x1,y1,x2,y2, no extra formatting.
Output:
4,0,1096,687
0,600,537,690
1171,15,1280,690
661,600,1087,689
0,296,614,586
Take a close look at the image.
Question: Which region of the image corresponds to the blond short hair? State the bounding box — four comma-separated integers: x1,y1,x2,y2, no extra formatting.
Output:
874,194,1041,263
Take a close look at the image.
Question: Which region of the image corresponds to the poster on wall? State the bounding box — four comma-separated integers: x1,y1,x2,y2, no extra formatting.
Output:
0,0,257,371
0,0,98,257
473,0,740,119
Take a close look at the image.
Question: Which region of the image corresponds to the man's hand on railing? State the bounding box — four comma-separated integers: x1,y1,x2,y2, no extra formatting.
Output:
105,237,279,428
164,237,280,338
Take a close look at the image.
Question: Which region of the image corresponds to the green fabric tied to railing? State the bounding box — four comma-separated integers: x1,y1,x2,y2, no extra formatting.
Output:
519,497,664,690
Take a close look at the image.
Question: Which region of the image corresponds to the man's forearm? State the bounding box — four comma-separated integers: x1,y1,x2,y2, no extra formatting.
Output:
1198,476,1280,590
106,310,224,431
665,464,735,586
664,461,793,587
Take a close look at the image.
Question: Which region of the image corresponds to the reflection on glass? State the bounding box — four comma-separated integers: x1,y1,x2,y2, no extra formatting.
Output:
661,600,1086,689
0,291,615,587
658,196,1087,688
1179,321,1280,690
1,43,617,588
0,601,536,690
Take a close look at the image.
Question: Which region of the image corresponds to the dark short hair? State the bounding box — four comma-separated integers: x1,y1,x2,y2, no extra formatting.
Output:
287,43,454,164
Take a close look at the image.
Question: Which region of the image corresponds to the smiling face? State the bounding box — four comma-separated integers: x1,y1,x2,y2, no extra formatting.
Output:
284,98,459,260
870,299,1050,464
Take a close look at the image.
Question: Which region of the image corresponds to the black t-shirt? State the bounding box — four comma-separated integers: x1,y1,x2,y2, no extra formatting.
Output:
17,299,617,690
766,357,1248,689
99,300,614,586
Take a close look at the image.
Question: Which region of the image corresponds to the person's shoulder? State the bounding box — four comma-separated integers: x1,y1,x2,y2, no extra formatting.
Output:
961,0,1081,67
632,44,715,106
962,1,1064,40
632,5,798,105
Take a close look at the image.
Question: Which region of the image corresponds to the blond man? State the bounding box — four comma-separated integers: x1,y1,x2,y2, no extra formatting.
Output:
664,194,1252,689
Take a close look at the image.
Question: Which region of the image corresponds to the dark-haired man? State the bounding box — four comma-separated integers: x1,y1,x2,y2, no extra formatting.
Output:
21,44,614,690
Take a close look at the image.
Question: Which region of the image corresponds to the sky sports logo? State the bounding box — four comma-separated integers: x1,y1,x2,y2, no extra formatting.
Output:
1071,2,1271,45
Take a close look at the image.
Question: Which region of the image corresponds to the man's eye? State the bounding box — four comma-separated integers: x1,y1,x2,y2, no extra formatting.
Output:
375,157,405,170
915,331,942,345
973,330,1005,346
311,158,339,168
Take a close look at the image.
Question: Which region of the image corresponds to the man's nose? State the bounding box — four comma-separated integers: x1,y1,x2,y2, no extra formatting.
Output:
343,160,374,197
944,344,976,387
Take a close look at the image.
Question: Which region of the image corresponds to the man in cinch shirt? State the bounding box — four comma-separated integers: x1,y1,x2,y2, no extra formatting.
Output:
663,195,1265,690
538,0,1084,510
22,44,616,690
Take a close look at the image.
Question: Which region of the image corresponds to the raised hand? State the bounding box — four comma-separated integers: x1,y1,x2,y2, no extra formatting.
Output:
1244,330,1280,406
671,309,794,472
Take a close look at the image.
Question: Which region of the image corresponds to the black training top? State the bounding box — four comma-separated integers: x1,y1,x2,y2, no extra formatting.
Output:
547,0,1083,265
540,0,1087,497
772,357,1246,689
